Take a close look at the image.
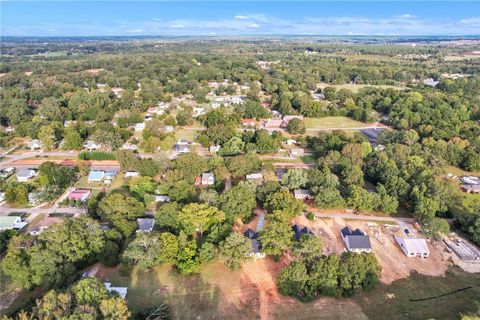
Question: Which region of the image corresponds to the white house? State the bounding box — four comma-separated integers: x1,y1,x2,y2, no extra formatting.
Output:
209,145,221,153
395,236,430,258
246,173,263,181
17,168,36,182
165,125,174,133
125,171,140,178
341,227,372,253
0,216,27,231
294,189,314,200
135,123,146,132
104,282,128,300
121,142,138,151
193,107,206,117
290,148,305,157
201,172,215,186
84,140,100,151
155,195,171,203
111,87,125,97
27,139,42,150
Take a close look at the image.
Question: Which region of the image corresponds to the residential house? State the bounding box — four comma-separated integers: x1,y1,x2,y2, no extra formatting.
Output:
294,189,314,200
0,167,15,179
423,78,439,87
275,168,285,182
283,115,304,122
64,120,77,127
0,192,5,202
244,228,266,258
0,216,27,231
135,123,146,132
229,96,245,105
104,282,128,300
246,172,263,181
311,92,325,101
395,236,430,257
209,145,221,153
285,139,297,146
461,185,480,194
121,142,138,151
264,119,284,129
242,118,257,127
193,107,206,117
28,192,41,205
341,227,372,253
17,168,36,182
292,224,314,240
174,144,190,153
84,140,100,151
460,176,480,185
202,172,215,185
68,189,91,202
165,125,174,133
137,218,155,233
27,139,42,150
111,87,125,97
125,171,140,178
290,148,305,157
154,195,171,203
211,102,221,109
88,170,105,183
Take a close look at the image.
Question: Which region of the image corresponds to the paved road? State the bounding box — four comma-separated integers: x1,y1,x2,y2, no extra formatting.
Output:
0,207,85,215
311,211,416,223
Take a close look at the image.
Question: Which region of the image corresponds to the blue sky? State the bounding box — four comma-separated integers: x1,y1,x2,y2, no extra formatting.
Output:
1,1,479,36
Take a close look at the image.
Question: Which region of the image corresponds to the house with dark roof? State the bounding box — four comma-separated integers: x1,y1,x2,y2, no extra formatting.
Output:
244,228,265,258
341,227,372,253
292,224,314,240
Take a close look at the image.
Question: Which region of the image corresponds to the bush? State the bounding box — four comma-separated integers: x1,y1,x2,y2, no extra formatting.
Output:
306,212,315,221
79,151,116,161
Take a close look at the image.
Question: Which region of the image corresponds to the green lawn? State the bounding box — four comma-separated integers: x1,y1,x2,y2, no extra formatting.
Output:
175,128,201,141
304,117,367,129
75,173,125,190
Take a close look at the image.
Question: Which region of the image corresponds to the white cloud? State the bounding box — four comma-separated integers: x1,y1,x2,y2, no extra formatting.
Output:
234,15,249,20
246,23,260,29
395,14,416,19
126,29,144,33
170,24,186,29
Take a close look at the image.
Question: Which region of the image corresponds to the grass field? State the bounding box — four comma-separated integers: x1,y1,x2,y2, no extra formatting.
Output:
2,260,478,320
316,82,407,93
175,128,202,141
355,267,480,320
304,116,367,129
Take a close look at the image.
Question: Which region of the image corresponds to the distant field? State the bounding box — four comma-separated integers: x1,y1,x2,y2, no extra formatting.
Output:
355,267,480,320
304,116,368,129
316,82,407,93
175,128,201,141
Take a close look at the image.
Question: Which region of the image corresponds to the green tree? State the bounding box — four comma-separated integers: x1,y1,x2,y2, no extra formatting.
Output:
220,233,252,270
219,182,257,222
178,203,225,236
98,193,145,237
155,202,181,232
281,169,308,190
277,260,309,297
265,188,302,217
100,297,131,320
38,125,56,151
286,118,306,134
122,232,162,269
158,232,179,263
71,277,109,307
259,219,294,259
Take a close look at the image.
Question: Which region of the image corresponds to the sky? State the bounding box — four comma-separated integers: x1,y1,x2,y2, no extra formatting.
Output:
1,1,479,36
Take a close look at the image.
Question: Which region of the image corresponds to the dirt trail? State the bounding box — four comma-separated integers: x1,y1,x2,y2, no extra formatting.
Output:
241,258,288,320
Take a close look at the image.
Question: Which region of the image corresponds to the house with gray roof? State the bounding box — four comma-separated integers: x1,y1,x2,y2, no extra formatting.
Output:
136,218,155,233
341,227,372,253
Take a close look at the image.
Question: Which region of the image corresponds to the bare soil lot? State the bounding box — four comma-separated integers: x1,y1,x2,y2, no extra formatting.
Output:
293,216,450,284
